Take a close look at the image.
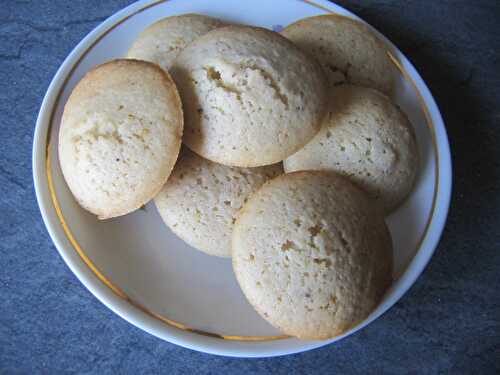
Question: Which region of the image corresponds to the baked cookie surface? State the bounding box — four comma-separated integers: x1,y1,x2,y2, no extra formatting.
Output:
171,25,327,167
155,148,283,257
127,14,224,71
281,15,395,94
59,59,183,219
232,171,393,339
284,85,418,213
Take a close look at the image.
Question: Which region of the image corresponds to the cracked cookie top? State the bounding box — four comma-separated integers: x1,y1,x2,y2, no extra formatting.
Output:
170,25,327,167
58,59,183,219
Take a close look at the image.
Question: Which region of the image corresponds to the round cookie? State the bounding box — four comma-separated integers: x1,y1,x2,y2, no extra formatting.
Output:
232,171,393,340
170,25,327,167
127,14,224,71
281,14,395,94
154,148,283,257
59,59,183,219
284,85,418,214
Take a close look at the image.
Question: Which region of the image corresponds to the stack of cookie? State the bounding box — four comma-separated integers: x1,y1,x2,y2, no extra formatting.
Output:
59,14,418,340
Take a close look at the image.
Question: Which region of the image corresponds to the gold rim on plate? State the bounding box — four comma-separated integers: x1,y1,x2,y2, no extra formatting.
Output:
43,0,439,341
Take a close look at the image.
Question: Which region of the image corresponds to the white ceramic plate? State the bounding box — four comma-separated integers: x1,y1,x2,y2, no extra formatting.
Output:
33,0,452,358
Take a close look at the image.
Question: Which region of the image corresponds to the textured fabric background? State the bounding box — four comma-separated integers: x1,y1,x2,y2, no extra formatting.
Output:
1,1,499,373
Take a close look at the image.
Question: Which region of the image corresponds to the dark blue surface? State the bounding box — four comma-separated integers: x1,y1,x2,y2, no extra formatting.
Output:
1,1,499,373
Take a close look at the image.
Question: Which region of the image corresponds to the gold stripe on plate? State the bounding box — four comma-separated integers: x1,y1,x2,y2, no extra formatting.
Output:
387,51,440,269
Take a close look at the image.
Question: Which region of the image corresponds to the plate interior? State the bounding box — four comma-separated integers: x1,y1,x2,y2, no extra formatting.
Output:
45,0,436,337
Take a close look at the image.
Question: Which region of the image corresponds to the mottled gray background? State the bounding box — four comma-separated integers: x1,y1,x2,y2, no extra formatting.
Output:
1,0,499,373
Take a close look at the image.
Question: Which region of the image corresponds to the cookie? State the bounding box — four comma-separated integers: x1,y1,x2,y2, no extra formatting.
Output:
281,14,395,94
154,148,283,257
170,25,327,167
284,85,418,213
127,14,224,71
59,59,183,219
232,171,393,340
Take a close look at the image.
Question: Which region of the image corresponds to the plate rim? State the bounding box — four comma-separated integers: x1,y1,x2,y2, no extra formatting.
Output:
32,0,452,357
